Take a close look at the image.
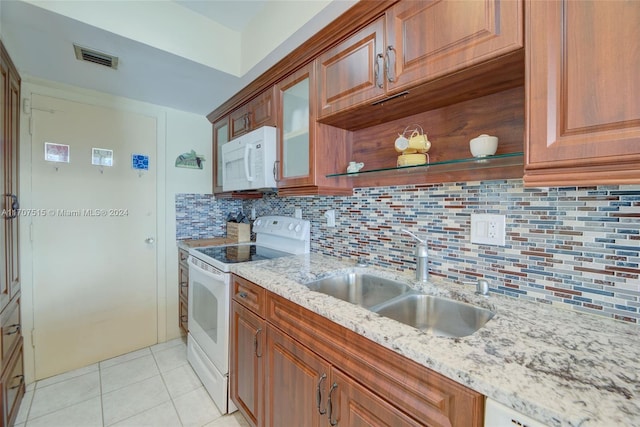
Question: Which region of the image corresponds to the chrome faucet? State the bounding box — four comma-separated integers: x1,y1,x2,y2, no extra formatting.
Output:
401,229,429,282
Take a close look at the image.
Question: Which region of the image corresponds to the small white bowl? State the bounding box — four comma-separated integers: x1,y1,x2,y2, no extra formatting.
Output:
469,134,498,158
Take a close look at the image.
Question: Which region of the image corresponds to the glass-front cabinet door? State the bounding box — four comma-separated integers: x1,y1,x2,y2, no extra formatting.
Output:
276,64,314,188
213,116,229,193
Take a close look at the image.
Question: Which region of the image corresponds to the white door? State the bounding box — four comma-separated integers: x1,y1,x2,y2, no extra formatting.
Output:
30,94,158,380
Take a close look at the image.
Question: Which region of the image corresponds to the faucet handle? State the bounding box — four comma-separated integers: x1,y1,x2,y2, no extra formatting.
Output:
401,229,427,245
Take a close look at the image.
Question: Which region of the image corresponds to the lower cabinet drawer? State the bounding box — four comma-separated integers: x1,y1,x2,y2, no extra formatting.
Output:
3,340,24,427
1,296,21,368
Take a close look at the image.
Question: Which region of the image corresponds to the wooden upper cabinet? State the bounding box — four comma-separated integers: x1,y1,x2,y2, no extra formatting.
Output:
250,86,277,130
230,87,277,140
276,64,352,196
386,0,523,92
316,17,386,119
212,116,229,194
317,0,523,120
524,0,640,186
229,106,250,140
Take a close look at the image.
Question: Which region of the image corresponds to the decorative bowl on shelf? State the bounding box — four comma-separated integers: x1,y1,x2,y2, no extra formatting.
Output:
469,134,498,158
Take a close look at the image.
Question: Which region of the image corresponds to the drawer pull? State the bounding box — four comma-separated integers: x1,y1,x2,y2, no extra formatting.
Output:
6,324,20,335
10,374,24,390
328,382,338,426
180,282,188,288
316,373,327,415
180,315,188,322
237,292,248,299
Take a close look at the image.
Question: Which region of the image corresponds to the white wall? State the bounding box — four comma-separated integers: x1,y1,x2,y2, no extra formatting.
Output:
164,109,213,339
18,77,211,383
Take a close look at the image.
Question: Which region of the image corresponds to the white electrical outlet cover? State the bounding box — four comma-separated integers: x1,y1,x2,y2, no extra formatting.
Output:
471,214,506,246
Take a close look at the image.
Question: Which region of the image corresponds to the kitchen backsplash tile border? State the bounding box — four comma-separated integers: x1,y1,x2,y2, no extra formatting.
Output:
176,180,639,324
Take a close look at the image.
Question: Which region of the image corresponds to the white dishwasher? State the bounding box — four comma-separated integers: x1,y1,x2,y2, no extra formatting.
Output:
485,399,549,427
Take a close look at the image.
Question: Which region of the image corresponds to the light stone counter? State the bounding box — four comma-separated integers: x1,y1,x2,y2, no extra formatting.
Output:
231,253,640,427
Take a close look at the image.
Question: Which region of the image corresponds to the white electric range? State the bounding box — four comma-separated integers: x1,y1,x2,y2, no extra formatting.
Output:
186,216,310,414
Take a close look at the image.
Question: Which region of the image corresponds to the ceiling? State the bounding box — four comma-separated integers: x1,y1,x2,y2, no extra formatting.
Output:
0,0,356,116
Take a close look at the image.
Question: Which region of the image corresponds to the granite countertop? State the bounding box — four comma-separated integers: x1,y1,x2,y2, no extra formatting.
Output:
231,253,640,427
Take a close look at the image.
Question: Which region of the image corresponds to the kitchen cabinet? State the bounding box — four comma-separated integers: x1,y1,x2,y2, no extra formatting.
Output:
0,42,20,310
230,274,484,427
230,87,277,140
212,117,229,194
524,0,640,186
178,248,189,335
275,64,351,196
0,296,23,427
265,327,422,427
1,340,23,427
0,41,23,427
317,0,523,122
231,276,266,427
264,326,329,427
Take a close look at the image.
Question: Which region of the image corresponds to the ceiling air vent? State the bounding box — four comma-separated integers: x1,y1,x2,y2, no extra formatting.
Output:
73,44,119,69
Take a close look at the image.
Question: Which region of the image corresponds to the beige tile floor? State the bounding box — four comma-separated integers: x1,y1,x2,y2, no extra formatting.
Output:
13,338,250,427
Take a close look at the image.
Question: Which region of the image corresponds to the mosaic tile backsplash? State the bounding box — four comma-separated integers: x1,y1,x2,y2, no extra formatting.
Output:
175,193,242,239
176,180,640,324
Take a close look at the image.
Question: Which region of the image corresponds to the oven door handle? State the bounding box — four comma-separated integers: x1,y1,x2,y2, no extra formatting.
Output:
188,256,226,281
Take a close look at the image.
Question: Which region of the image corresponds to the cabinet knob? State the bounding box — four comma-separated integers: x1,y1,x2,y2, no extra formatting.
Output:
145,237,155,244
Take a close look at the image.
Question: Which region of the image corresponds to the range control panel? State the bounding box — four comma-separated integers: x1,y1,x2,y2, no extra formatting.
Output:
253,215,310,241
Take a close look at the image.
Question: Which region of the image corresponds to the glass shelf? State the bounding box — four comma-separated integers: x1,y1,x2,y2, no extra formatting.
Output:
326,152,524,178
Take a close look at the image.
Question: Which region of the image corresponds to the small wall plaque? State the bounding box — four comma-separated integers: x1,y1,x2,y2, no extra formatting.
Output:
175,150,205,169
132,154,149,170
92,148,113,166
45,142,70,163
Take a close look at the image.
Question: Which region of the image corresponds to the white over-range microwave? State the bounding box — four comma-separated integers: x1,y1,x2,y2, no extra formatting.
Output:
221,126,277,192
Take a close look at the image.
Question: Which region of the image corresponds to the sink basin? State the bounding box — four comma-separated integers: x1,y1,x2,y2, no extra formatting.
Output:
304,273,411,308
371,293,495,337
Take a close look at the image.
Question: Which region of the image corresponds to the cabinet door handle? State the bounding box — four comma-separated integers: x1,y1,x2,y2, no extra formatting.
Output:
328,382,338,426
180,282,188,288
385,45,396,83
245,113,250,129
272,160,280,182
254,327,263,358
6,323,20,335
375,53,384,88
4,194,18,219
10,374,24,390
180,315,188,322
316,373,327,415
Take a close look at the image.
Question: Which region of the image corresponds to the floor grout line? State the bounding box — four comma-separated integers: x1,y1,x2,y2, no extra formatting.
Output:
18,339,237,427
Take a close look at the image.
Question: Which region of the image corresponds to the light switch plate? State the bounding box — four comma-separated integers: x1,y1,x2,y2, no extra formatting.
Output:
471,214,506,246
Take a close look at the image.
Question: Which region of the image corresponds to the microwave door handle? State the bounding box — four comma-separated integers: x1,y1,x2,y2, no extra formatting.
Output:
244,144,255,182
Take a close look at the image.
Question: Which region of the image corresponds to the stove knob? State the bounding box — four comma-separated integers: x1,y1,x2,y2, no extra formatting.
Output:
255,219,262,227
294,224,302,233
288,223,294,231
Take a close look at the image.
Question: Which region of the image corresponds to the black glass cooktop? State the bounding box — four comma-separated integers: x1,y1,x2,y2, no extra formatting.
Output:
195,244,292,264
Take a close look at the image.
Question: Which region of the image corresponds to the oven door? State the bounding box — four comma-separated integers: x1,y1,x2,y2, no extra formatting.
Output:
188,256,230,373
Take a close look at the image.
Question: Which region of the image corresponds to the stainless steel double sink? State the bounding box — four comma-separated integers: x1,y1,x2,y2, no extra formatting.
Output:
304,272,494,337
